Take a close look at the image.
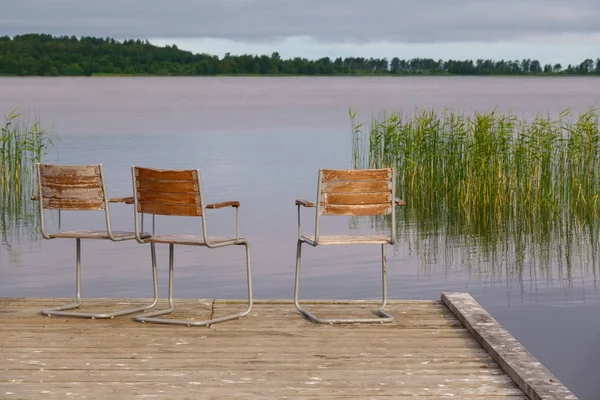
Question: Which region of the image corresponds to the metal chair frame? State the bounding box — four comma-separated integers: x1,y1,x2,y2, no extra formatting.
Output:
130,166,253,327
36,163,159,319
294,168,404,324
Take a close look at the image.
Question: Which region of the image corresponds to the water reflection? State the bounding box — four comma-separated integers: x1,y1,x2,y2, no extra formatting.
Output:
351,107,600,295
357,210,599,291
1,110,57,266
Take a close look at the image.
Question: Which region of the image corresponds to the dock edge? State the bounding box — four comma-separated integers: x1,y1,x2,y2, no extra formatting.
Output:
442,292,578,400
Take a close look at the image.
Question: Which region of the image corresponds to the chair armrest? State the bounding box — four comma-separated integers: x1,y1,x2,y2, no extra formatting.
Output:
295,199,315,207
109,196,135,204
31,195,39,201
206,201,240,209
395,198,406,206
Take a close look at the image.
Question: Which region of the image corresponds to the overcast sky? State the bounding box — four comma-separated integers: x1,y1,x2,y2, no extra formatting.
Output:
2,0,599,66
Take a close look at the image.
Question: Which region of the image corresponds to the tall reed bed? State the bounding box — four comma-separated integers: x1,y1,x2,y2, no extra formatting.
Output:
1,109,58,259
351,108,600,284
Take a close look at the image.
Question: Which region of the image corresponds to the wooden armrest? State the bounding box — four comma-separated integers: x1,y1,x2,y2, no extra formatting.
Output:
295,199,315,207
206,201,240,209
31,195,39,201
109,196,135,204
395,198,406,206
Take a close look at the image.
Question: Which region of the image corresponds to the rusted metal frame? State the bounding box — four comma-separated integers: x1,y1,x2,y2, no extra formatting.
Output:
38,163,159,319
134,241,253,327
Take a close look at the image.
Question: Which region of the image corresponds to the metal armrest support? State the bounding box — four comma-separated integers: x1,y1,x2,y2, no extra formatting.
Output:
295,199,314,207
204,200,242,247
206,201,240,209
296,199,315,240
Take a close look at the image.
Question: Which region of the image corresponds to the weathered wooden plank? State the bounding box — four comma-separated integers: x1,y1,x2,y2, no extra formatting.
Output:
323,192,391,205
322,180,391,193
38,164,99,177
0,384,530,400
321,169,391,181
137,202,202,216
0,325,472,338
442,292,578,400
0,369,521,383
41,187,103,200
136,178,198,193
136,189,199,205
0,349,495,361
321,204,391,216
0,298,442,306
0,358,504,371
134,166,196,182
39,175,102,189
41,197,105,211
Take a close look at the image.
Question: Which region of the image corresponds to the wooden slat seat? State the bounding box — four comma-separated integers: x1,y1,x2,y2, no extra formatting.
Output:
48,230,151,240
146,234,243,246
300,235,391,246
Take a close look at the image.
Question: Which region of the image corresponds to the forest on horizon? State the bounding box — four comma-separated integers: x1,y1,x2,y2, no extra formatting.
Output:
1,33,599,77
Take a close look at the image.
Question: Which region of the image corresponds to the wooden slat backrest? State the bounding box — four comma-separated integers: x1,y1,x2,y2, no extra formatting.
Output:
133,167,202,217
38,164,105,211
319,169,393,216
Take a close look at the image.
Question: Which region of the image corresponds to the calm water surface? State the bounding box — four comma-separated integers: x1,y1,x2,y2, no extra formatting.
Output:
1,77,600,399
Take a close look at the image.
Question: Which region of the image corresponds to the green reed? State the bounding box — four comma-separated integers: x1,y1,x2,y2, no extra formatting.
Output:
351,108,600,285
1,109,58,260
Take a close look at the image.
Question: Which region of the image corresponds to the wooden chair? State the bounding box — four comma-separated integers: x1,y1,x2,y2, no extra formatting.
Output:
294,168,406,324
35,163,159,318
130,166,253,326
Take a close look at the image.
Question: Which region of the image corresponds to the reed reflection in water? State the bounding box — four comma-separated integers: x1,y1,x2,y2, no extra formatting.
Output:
0,109,58,265
351,108,600,289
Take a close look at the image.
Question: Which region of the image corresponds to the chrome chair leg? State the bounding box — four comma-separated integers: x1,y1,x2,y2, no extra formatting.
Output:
41,239,159,319
134,242,253,327
294,241,393,324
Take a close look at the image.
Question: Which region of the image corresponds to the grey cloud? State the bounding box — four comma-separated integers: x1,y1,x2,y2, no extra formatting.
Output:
1,0,600,43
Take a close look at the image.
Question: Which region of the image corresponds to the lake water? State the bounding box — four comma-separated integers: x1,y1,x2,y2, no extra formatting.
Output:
1,76,600,399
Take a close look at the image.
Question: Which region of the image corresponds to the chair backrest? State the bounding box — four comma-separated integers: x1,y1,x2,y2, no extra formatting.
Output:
317,168,394,216
314,168,397,243
37,164,107,211
132,166,203,217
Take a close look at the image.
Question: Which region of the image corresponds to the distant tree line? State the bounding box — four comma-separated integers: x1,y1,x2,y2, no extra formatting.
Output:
1,34,599,77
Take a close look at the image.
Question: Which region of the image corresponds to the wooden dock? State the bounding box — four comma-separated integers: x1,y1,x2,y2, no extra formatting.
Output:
0,293,576,399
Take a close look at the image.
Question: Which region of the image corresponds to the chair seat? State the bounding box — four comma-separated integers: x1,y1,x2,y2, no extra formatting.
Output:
300,235,391,246
48,230,150,240
146,234,244,246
